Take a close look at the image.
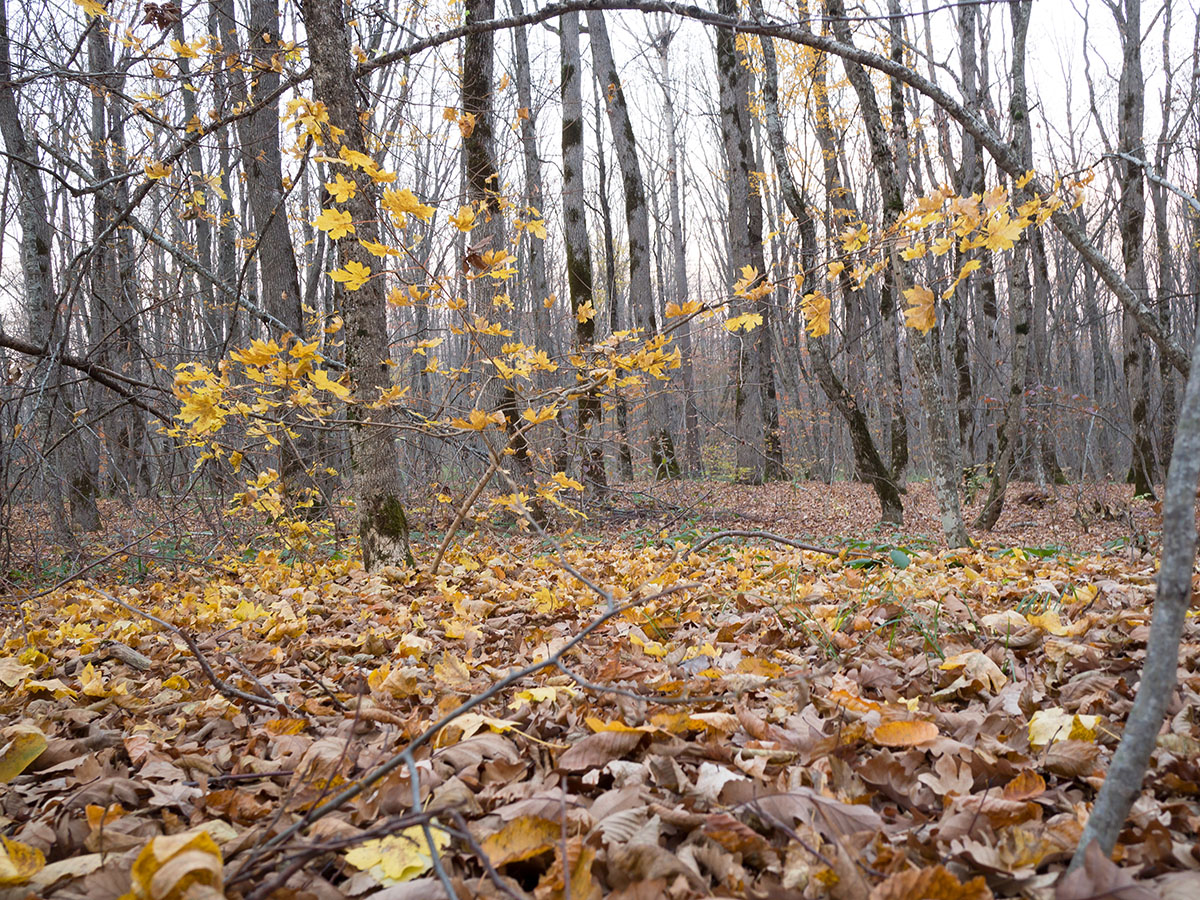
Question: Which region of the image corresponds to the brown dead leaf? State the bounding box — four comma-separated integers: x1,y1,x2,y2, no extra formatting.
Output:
1054,841,1156,899
869,864,994,900
556,730,643,772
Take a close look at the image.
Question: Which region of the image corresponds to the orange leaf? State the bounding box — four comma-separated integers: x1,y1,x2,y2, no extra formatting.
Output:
871,720,938,747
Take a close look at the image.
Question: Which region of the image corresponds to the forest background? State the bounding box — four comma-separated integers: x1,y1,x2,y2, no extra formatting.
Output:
1,0,1200,897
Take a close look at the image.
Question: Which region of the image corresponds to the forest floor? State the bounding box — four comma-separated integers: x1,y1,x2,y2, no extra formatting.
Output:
0,481,1197,900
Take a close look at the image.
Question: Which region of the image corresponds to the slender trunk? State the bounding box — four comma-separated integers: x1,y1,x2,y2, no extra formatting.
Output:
560,11,607,497
301,0,412,570
588,10,678,479
830,0,967,545
594,92,635,483
655,26,702,475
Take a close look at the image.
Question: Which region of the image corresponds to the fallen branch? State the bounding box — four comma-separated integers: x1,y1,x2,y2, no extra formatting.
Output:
97,590,288,715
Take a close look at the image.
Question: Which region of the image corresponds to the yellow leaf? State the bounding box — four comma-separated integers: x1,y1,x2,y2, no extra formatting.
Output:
358,239,400,258
344,828,449,885
328,260,371,291
313,207,355,240
143,160,171,180
871,720,938,747
338,146,376,171
900,242,926,261
480,817,559,867
168,38,199,58
80,662,126,698
725,312,763,333
310,368,351,400
801,291,830,338
0,837,44,886
71,0,107,17
902,284,936,334
381,188,435,224
511,686,578,708
1015,169,1036,189
521,405,558,425
983,213,1027,252
839,222,870,252
128,830,223,899
1029,709,1100,749
575,299,595,323
324,173,357,202
450,409,504,431
0,726,47,783
827,261,845,277
551,472,584,491
665,300,702,318
524,218,547,239
448,205,476,232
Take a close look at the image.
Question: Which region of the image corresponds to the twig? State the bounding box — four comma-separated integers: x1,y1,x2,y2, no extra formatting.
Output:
96,590,287,714
688,529,842,557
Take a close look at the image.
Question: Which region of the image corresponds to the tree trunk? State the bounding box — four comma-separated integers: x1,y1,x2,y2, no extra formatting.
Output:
301,0,412,570
715,0,766,484
830,0,967,546
587,10,678,480
655,25,702,476
0,0,97,538
560,11,607,498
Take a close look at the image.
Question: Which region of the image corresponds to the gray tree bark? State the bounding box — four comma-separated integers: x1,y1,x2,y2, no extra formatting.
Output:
561,11,607,497
587,9,679,479
301,0,413,570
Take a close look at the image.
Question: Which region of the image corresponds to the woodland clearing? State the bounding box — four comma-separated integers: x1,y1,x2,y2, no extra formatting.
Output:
1,482,1197,900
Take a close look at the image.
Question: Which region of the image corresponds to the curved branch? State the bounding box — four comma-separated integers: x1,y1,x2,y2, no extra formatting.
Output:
361,0,1190,375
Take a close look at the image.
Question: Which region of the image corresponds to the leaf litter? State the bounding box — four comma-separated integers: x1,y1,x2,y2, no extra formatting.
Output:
1,502,1199,899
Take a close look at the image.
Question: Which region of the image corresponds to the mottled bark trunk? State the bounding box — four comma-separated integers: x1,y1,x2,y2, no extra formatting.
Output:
833,0,969,542
975,0,1034,531
215,0,319,506
594,94,635,482
0,0,96,537
1113,0,1156,497
301,0,412,570
560,11,607,497
655,27,702,476
715,0,765,484
587,10,678,479
463,0,544,522
754,6,901,519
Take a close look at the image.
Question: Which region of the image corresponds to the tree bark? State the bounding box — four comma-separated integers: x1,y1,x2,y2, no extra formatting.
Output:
587,9,679,479
301,0,413,570
561,11,607,497
829,0,968,545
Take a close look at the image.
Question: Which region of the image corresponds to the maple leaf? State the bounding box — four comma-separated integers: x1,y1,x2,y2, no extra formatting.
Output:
726,312,763,333
328,260,371,290
168,38,199,58
345,829,449,885
0,837,44,886
983,212,1028,252
143,160,171,180
338,146,375,171
324,173,357,202
358,238,400,258
522,405,557,425
450,409,505,431
448,205,477,232
665,299,702,318
313,207,355,240
902,284,936,333
71,0,107,17
309,368,350,400
802,291,831,338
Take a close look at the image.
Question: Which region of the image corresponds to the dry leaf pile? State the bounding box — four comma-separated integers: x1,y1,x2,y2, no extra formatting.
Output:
2,532,1199,900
